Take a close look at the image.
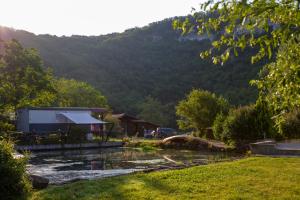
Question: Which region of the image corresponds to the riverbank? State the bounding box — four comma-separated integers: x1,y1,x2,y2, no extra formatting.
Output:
124,136,234,152
31,157,300,200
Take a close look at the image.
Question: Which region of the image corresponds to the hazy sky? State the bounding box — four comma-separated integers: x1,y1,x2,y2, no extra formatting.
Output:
0,0,202,36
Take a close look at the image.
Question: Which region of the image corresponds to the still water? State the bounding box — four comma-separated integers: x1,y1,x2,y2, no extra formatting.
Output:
28,147,238,184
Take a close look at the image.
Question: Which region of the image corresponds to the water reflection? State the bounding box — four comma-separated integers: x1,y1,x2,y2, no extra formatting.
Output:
28,147,238,184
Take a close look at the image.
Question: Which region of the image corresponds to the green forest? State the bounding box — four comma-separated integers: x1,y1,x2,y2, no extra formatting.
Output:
0,18,263,127
1,1,300,199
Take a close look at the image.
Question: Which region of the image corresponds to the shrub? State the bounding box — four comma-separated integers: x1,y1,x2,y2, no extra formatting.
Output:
221,105,272,146
0,114,14,137
0,139,31,199
279,109,300,139
212,113,227,140
67,126,88,143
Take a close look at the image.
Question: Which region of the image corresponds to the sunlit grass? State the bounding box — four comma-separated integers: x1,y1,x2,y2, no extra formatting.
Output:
31,157,300,200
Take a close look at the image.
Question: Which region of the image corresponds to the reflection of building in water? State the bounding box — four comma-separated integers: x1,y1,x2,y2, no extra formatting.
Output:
91,160,105,170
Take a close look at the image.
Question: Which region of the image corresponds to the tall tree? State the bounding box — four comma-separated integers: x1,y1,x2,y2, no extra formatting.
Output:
137,96,170,126
0,40,56,113
54,78,108,108
176,89,229,135
174,0,300,125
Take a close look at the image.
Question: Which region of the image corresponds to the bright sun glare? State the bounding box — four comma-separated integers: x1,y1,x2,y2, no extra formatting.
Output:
0,0,201,36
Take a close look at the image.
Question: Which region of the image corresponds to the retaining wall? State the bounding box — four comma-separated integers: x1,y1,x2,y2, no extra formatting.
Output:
250,140,300,156
16,142,124,151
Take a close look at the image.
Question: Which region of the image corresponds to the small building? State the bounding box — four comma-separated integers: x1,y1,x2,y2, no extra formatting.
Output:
17,107,107,134
112,113,158,137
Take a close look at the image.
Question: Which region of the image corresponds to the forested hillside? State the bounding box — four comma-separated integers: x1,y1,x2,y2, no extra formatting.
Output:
0,18,263,127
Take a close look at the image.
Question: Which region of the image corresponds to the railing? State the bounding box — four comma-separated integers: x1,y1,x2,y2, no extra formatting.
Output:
6,131,113,146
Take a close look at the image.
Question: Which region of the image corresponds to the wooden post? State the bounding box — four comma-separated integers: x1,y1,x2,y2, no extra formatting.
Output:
59,130,64,149
101,124,104,143
105,122,114,142
66,124,71,144
125,120,128,137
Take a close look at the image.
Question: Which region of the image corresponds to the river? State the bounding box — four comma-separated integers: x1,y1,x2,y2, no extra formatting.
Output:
28,147,239,184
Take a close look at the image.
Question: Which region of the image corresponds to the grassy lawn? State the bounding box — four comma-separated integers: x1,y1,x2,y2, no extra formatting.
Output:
31,157,300,200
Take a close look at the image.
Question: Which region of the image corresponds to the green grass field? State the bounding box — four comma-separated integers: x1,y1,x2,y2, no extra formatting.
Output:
31,157,300,200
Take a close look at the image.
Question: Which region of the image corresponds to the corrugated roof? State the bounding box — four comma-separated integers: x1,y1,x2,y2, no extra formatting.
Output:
57,112,107,124
19,107,107,113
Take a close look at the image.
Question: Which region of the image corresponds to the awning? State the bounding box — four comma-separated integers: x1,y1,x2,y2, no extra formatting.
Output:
57,112,107,124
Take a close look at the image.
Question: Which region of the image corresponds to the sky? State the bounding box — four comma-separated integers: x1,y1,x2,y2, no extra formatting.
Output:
0,0,202,36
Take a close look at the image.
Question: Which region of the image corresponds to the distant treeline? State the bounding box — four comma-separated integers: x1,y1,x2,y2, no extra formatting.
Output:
0,18,264,127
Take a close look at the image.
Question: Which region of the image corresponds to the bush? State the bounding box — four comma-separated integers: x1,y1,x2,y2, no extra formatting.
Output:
280,109,300,139
0,139,31,199
220,105,273,146
67,126,88,143
212,113,227,140
0,114,14,137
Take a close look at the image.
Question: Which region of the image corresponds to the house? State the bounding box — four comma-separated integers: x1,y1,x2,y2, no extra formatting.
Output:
16,107,107,134
111,113,158,137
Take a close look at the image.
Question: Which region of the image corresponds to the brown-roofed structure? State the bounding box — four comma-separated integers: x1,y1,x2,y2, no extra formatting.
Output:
112,113,159,137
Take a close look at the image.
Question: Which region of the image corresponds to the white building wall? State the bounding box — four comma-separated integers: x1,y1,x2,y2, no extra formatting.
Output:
16,109,30,132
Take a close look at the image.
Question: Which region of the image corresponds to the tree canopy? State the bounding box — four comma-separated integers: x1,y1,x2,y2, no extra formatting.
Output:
253,40,300,114
0,40,109,133
174,0,300,128
174,0,300,64
54,78,108,108
0,40,56,113
176,89,229,135
137,96,170,126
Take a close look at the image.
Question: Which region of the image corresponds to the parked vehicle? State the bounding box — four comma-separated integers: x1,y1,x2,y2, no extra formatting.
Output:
152,128,177,138
144,130,154,138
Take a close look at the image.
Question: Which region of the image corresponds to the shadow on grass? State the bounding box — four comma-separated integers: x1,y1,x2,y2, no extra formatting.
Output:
104,174,176,200
36,173,177,200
